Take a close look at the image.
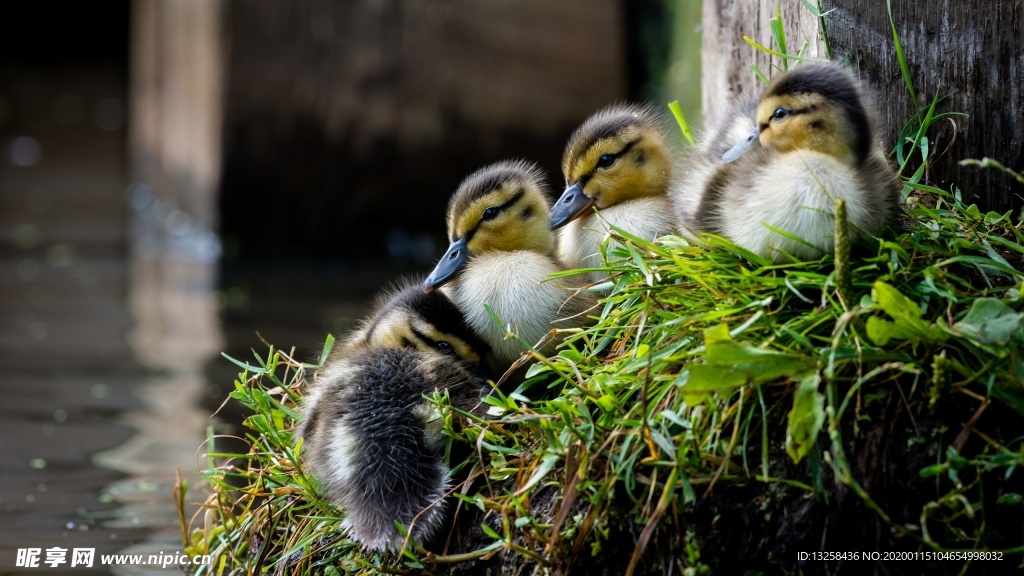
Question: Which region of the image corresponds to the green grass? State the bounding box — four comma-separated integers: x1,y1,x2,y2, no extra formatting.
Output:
177,6,1024,575
178,188,1024,574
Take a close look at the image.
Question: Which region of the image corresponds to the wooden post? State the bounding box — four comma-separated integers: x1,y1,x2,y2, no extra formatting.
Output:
129,0,224,230
701,0,1024,212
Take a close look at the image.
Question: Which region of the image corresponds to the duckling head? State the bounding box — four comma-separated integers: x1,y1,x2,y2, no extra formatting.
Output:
423,160,553,292
722,63,873,166
358,285,489,365
551,104,672,230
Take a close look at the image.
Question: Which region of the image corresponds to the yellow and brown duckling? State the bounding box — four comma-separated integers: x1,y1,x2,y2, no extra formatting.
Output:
673,63,901,262
424,160,596,372
297,282,490,552
550,104,676,283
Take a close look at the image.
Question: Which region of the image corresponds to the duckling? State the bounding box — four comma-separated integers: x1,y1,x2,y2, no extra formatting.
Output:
299,347,488,552
674,63,900,262
297,283,491,552
423,160,596,371
550,104,676,284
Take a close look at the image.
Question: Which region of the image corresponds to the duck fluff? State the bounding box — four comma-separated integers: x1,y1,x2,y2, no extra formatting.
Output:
298,283,490,552
424,160,596,372
673,63,900,262
551,104,676,284
337,279,489,364
673,98,757,231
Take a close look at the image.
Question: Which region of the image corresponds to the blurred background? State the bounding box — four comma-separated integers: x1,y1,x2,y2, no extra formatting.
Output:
0,1,701,572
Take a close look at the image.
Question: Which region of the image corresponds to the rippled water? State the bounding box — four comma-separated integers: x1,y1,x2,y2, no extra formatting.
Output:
0,65,216,575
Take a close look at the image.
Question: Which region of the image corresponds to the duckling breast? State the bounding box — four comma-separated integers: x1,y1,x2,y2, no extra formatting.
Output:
555,217,596,274
449,251,586,367
556,196,675,284
600,196,676,241
720,150,882,262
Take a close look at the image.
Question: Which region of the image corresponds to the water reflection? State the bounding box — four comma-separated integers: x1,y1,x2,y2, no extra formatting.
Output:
0,63,221,572
91,189,223,575
126,183,220,263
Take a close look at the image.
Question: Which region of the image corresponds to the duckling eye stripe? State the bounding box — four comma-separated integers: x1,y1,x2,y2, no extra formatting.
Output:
409,326,438,348
494,189,525,213
773,105,816,120
762,105,818,132
579,140,638,184
466,189,525,240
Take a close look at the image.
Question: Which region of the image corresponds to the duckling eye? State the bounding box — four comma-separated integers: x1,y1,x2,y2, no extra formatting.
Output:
435,341,454,355
481,207,499,221
596,154,616,169
772,108,789,120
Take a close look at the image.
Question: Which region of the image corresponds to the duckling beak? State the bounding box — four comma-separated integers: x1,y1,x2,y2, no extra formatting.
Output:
721,128,760,163
423,237,469,293
549,182,595,230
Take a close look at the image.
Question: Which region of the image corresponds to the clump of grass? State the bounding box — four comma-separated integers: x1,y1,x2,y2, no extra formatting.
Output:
507,191,1024,572
178,186,1024,574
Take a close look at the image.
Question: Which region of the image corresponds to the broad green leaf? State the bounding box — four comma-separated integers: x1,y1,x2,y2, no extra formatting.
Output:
681,325,816,401
786,372,824,463
659,409,691,429
595,394,617,412
865,316,925,345
954,298,1024,345
997,493,1023,506
919,463,946,478
524,362,550,379
705,338,816,378
680,366,749,401
865,281,946,346
704,323,731,345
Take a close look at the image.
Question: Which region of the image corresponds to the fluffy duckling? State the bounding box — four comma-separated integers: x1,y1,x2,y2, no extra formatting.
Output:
675,63,900,262
424,160,596,371
297,284,490,552
550,104,676,283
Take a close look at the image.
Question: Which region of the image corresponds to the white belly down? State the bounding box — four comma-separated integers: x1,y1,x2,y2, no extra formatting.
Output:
451,251,585,368
721,152,871,262
557,196,676,284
